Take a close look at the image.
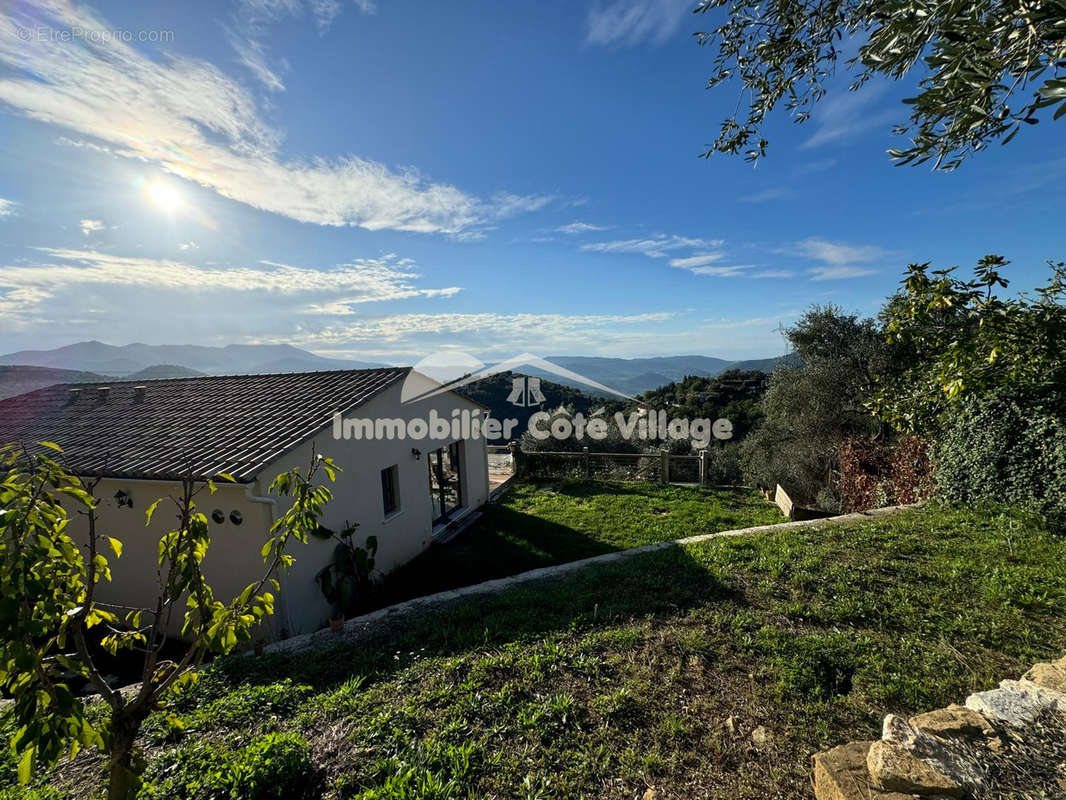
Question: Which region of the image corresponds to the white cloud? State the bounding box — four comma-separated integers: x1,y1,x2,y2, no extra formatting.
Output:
802,84,897,149
555,221,609,234
586,0,694,47
228,0,373,91
0,249,461,333
178,241,198,250
782,237,887,280
581,234,722,258
79,219,105,236
0,198,16,217
667,252,723,269
740,187,791,203
808,265,878,281
793,238,887,266
0,2,545,237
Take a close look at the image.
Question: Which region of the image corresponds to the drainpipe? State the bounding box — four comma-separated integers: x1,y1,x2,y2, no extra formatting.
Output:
244,483,290,640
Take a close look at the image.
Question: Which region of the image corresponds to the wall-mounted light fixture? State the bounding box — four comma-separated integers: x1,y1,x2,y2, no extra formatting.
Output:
411,448,422,461
114,489,133,509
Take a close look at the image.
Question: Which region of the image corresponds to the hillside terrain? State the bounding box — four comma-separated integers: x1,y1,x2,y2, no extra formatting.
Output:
0,341,382,376
9,500,1064,799
0,342,797,397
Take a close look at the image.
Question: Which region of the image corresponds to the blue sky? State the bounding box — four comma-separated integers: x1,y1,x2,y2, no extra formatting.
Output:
0,0,1062,363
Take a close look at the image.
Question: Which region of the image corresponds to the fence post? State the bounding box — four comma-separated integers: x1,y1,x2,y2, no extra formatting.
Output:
583,446,590,478
698,449,708,486
660,449,669,484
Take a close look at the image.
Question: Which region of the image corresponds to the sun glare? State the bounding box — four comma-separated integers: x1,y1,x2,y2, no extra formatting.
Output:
144,179,183,214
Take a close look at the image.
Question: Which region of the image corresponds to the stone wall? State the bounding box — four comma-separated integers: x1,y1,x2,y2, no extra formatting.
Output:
813,654,1066,799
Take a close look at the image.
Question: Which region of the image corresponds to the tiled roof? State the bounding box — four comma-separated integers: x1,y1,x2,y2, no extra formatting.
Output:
0,368,409,482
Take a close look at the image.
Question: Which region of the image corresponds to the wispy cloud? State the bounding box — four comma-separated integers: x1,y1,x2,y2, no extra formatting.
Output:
0,249,461,338
784,237,887,280
581,234,722,258
586,0,694,47
0,198,16,218
79,219,105,236
228,0,374,92
555,221,609,234
740,187,791,203
802,84,897,149
0,3,547,237
668,252,792,278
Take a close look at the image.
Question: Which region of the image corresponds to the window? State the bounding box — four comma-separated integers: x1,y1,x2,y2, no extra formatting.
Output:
427,441,463,525
381,464,400,516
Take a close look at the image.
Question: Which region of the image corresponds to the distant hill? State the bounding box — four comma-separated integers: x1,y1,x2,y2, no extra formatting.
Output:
123,364,206,380
457,372,604,439
0,365,110,401
726,353,802,373
520,354,795,396
0,341,385,376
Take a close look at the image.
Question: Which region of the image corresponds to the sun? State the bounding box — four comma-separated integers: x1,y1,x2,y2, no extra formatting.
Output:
144,179,183,214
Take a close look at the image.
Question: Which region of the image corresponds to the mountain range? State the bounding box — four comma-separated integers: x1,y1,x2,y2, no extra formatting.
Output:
0,341,799,401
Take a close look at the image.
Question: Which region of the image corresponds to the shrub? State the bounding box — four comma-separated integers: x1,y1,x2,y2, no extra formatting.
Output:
138,732,313,800
838,435,935,512
932,390,1066,525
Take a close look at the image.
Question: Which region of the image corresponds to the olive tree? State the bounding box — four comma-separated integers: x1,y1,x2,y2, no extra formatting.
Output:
0,442,339,800
693,0,1066,168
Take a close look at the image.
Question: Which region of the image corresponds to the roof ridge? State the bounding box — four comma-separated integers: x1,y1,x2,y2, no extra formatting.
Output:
57,365,411,388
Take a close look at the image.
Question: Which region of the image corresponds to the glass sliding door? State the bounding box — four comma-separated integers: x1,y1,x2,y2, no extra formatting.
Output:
428,441,463,525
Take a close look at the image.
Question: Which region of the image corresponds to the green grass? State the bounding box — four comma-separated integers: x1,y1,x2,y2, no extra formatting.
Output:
376,479,783,605
6,501,1066,799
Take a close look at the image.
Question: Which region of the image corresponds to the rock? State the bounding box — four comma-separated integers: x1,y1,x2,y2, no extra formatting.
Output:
877,715,986,793
965,679,1066,727
641,788,659,800
867,740,963,797
1022,662,1066,694
812,741,916,800
909,704,997,742
722,715,736,736
751,725,770,746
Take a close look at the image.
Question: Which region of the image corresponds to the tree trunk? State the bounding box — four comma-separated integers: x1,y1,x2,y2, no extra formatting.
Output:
107,714,140,800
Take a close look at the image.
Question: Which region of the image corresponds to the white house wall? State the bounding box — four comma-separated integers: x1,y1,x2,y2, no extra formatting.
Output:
64,478,280,640
256,380,490,637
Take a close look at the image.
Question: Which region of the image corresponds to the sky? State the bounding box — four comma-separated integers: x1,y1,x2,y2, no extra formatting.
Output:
0,0,1062,364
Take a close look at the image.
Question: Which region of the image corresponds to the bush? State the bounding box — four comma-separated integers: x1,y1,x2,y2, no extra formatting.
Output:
838,435,935,512
932,390,1066,525
139,732,314,800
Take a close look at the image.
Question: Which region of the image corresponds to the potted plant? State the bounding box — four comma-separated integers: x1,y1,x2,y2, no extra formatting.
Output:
314,521,378,632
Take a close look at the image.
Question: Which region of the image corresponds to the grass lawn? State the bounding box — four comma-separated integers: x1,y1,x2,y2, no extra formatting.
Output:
375,479,784,606
5,502,1066,799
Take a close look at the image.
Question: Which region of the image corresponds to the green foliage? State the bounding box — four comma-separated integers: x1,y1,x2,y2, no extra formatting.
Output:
0,443,104,781
138,732,313,800
315,523,378,618
694,0,1066,168
740,307,886,504
931,390,1066,524
0,444,339,799
635,369,770,440
876,256,1066,434
18,503,1066,799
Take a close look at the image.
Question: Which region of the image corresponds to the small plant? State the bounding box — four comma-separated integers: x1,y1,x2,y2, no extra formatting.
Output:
315,522,379,621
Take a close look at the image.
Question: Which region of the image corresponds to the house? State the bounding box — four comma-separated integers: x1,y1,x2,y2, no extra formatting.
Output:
0,368,490,639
